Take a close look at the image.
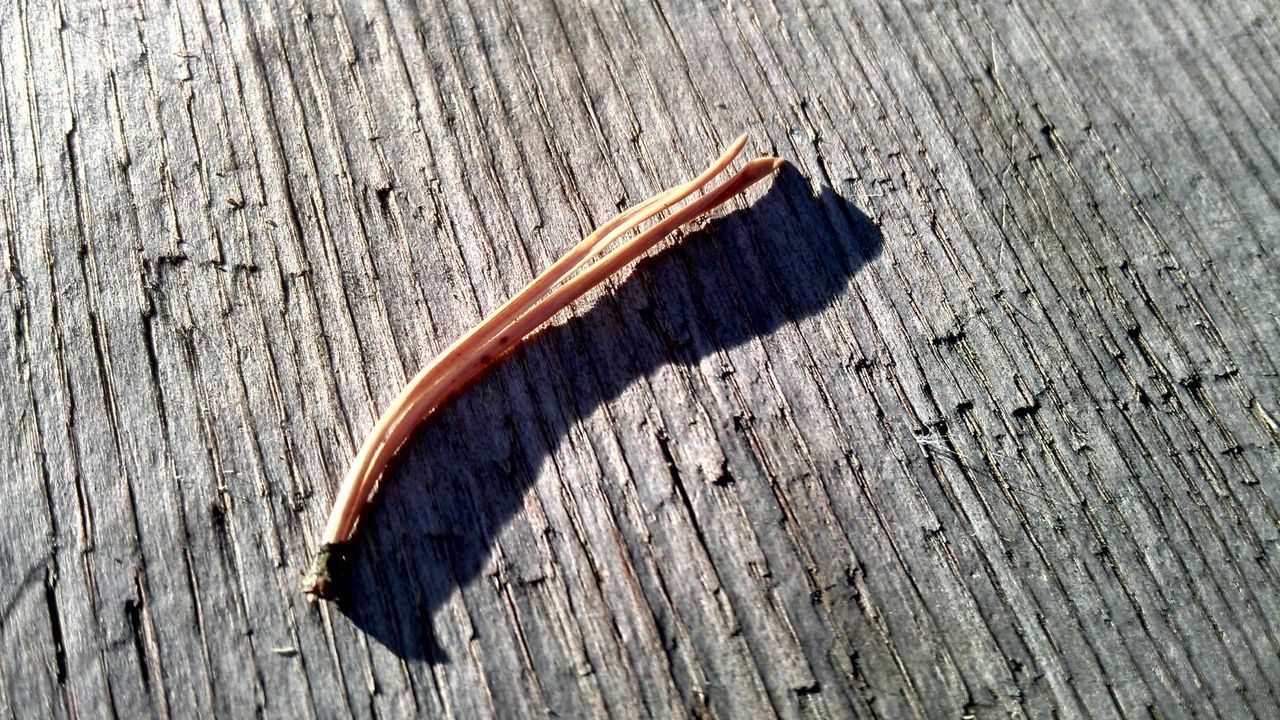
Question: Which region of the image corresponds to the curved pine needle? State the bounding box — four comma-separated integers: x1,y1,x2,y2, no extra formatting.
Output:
303,136,783,599
337,135,749,505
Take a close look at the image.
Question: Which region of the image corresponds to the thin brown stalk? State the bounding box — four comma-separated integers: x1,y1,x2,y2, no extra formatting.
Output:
303,136,783,599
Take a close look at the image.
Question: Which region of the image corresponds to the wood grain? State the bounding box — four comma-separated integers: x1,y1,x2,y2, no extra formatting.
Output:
1,0,1276,717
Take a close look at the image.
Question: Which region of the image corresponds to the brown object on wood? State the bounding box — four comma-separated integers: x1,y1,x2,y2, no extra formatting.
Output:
303,139,783,599
4,1,1279,717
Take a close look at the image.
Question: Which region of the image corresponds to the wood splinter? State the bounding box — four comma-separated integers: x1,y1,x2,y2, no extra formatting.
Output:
303,135,784,599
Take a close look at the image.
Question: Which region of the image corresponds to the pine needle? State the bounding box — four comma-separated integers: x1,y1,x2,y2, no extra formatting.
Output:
303,135,783,599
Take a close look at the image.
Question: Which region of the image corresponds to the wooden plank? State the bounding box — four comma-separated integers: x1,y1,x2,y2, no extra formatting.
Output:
1,0,1277,717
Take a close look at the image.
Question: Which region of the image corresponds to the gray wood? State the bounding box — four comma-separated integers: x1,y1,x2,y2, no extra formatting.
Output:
2,0,1277,716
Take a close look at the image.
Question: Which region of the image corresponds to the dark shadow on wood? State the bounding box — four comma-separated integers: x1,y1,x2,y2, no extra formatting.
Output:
332,166,882,661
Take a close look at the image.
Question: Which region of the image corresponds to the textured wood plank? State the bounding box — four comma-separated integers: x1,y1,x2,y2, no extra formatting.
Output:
1,0,1277,717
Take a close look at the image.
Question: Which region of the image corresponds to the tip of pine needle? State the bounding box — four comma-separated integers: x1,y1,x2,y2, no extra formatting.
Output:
741,156,786,176
728,133,749,155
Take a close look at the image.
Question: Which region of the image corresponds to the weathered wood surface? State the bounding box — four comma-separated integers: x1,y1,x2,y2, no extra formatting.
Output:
2,0,1278,716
